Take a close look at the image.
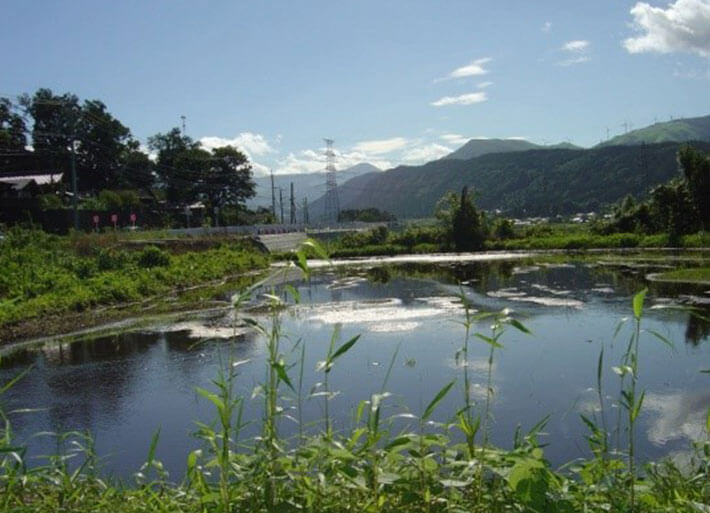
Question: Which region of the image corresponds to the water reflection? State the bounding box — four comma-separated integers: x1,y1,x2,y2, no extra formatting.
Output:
1,258,710,477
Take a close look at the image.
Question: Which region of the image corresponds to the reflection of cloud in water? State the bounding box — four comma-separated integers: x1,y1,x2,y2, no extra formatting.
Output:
156,321,249,340
447,357,495,373
644,391,710,445
326,276,367,290
512,266,541,275
369,322,421,333
414,296,464,312
531,284,571,296
592,287,615,294
488,288,526,298
508,296,584,308
488,288,584,308
298,297,460,332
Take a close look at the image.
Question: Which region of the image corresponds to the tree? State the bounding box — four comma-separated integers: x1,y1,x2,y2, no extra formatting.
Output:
75,99,134,191
148,128,202,205
197,145,255,211
436,187,486,251
20,88,80,182
678,145,710,230
452,186,485,251
0,97,29,173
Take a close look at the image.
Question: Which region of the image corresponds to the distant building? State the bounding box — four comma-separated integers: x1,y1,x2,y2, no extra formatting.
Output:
0,172,63,200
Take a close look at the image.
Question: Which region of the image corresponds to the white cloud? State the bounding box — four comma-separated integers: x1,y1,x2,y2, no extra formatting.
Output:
431,92,488,107
477,81,493,89
562,40,590,52
402,143,452,163
440,133,470,146
542,21,552,32
624,0,710,58
559,56,591,66
449,57,492,78
558,40,591,65
274,148,392,175
352,137,409,155
200,132,274,156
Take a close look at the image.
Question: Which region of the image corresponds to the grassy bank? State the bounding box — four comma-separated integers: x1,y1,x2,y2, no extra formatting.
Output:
325,224,710,257
1,275,709,512
0,228,269,341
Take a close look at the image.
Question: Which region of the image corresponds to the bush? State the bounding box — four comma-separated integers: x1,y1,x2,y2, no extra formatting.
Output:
137,245,170,268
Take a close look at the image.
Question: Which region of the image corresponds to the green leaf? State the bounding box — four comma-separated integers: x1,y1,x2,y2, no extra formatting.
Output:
648,329,674,350
474,333,503,348
272,360,295,392
509,318,531,334
631,390,645,423
284,284,300,304
145,428,161,468
632,289,648,320
422,380,455,421
300,238,329,260
331,335,360,362
0,365,33,396
706,408,710,435
196,387,225,412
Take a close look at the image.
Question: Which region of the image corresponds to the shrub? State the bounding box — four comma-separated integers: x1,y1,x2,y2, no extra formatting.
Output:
137,245,170,268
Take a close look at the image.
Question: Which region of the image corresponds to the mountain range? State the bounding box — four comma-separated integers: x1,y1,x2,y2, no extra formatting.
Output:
306,114,710,220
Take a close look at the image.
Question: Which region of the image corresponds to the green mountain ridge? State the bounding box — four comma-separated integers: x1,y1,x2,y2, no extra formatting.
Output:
444,138,581,160
597,115,710,147
313,141,710,219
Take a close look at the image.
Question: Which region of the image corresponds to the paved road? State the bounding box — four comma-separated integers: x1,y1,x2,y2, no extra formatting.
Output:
257,232,309,252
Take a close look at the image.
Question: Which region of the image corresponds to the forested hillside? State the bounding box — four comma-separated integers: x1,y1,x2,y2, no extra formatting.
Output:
314,141,710,218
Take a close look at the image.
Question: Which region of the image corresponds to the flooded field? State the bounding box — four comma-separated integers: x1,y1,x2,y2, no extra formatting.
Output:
2,254,710,477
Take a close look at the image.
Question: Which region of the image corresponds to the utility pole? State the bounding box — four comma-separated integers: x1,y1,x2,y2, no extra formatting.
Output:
71,139,78,230
181,115,186,135
279,187,284,224
290,182,296,224
323,138,339,224
303,198,309,225
270,170,276,219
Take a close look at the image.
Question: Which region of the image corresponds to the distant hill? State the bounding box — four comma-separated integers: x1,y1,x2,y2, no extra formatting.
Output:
248,163,380,211
312,141,710,219
444,139,539,160
444,138,581,160
598,115,710,147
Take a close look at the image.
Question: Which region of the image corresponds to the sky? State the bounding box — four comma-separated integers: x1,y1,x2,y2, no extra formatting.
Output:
2,0,710,176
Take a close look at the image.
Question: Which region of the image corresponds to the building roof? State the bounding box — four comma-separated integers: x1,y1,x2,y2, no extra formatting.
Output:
0,172,63,186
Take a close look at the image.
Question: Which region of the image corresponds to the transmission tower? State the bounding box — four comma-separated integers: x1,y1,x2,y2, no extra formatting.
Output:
323,138,340,224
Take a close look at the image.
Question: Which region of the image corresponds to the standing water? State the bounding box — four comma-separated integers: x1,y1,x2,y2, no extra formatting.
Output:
1,256,709,478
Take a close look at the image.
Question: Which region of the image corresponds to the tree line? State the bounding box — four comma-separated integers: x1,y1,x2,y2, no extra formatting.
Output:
0,88,259,226
597,146,710,240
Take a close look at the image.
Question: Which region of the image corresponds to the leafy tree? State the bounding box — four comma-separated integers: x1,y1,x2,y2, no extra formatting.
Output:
20,88,80,181
0,97,29,173
678,145,710,229
148,128,202,205
436,187,486,251
75,99,134,191
452,186,485,251
197,145,255,210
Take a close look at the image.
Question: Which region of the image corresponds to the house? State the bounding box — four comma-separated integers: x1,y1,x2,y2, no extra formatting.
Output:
0,172,63,200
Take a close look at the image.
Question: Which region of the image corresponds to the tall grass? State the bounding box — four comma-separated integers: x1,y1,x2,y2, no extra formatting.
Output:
1,240,710,511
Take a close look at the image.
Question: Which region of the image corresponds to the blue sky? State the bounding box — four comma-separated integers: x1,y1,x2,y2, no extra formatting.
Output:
2,0,709,175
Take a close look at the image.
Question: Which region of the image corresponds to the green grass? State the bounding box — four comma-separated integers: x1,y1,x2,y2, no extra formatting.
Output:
1,244,710,512
653,267,710,283
0,228,269,330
